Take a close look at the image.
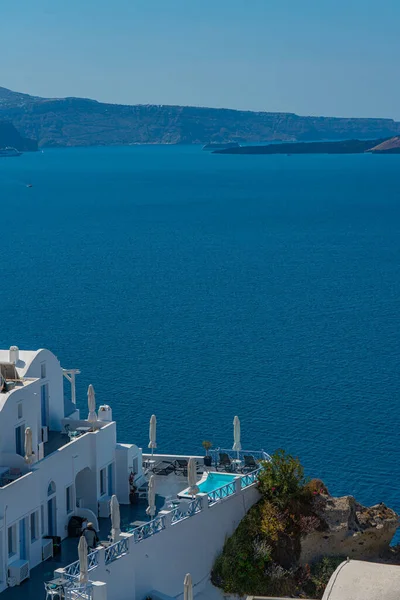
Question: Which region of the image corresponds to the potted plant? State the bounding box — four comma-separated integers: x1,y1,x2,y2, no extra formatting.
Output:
202,440,213,467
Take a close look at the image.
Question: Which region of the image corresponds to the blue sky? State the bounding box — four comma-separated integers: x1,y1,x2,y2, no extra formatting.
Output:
1,0,400,119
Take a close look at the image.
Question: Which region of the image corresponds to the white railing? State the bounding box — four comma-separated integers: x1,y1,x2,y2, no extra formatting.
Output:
207,481,236,505
105,537,129,564
62,550,99,581
240,468,260,489
170,497,203,524
209,448,271,467
126,515,165,542
65,583,93,600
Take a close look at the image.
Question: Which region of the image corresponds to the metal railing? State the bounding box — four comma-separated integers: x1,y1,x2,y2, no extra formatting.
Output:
207,480,236,505
62,550,99,581
105,537,129,565
170,497,203,524
209,448,271,467
65,583,93,600
240,468,260,489
126,515,165,542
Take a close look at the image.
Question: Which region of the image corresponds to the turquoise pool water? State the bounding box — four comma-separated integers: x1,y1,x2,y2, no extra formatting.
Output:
195,472,236,494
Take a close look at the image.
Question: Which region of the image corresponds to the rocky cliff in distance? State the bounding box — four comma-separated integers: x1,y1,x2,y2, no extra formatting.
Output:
1,86,400,148
300,496,399,565
0,121,38,151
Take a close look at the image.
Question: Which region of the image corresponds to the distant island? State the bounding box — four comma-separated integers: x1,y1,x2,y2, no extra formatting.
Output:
214,137,400,155
1,86,400,148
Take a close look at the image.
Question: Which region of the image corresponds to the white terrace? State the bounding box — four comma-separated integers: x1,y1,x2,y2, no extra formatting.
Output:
0,346,267,600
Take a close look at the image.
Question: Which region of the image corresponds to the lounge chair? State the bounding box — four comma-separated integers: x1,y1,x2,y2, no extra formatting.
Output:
217,453,233,472
173,459,188,476
153,461,176,476
242,455,258,472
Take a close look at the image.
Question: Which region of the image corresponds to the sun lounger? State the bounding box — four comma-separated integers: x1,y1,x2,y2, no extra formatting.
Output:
242,455,258,472
153,461,176,476
217,453,233,472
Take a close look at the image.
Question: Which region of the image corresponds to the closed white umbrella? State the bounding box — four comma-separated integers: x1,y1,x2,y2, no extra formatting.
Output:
87,384,97,424
187,457,199,496
78,535,88,584
233,415,242,458
24,427,34,464
184,573,193,600
148,414,157,456
146,475,156,518
110,494,121,542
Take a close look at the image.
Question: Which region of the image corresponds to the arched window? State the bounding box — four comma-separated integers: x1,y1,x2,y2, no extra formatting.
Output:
48,481,56,496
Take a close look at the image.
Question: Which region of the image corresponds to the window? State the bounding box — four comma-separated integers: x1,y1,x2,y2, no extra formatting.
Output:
30,511,39,542
66,485,73,513
8,525,16,558
41,362,46,379
15,424,25,456
41,505,45,535
100,468,106,496
17,403,23,419
107,463,113,496
48,481,56,496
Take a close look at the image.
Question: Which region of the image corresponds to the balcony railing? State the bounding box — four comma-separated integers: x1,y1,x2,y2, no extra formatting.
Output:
62,550,99,581
65,583,93,600
240,468,260,489
126,515,165,542
105,537,129,565
207,481,236,506
209,448,271,466
170,497,203,524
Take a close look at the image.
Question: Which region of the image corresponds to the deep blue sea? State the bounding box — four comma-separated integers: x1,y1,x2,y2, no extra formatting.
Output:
1,146,399,518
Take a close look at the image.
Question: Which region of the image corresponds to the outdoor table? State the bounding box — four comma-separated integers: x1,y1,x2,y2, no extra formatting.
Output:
143,459,156,471
231,459,243,472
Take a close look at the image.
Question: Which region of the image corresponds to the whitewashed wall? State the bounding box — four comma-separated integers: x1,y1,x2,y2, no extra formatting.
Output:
78,483,260,600
0,422,117,593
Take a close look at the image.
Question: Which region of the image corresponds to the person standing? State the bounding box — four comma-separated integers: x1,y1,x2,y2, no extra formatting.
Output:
82,522,99,551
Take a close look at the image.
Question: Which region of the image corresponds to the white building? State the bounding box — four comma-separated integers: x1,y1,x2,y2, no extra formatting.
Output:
0,346,263,600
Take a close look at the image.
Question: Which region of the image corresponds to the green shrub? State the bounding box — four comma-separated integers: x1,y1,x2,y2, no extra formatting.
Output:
258,449,307,508
308,556,345,598
212,450,334,598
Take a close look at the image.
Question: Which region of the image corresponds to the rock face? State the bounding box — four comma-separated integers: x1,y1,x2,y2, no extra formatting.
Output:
300,496,399,565
215,138,387,154
1,86,400,148
0,120,38,151
368,136,400,153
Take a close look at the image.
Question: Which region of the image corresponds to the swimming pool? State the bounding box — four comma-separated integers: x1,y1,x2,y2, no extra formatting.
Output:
179,472,237,497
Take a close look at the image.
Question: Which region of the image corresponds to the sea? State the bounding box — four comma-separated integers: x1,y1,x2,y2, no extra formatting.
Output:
1,145,399,522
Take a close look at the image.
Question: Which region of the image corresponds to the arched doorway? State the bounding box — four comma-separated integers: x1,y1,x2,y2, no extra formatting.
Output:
75,467,97,514
47,480,57,536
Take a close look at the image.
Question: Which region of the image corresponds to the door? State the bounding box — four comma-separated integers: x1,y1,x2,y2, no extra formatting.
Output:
15,424,25,456
41,384,49,427
19,518,27,560
47,497,56,536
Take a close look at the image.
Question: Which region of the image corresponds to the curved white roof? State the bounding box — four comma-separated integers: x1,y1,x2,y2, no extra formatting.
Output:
0,348,42,376
323,560,400,600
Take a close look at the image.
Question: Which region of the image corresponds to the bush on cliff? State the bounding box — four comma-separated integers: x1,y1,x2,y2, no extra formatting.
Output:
212,450,337,598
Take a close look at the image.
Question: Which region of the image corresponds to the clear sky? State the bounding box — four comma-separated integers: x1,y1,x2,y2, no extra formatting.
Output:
1,0,400,119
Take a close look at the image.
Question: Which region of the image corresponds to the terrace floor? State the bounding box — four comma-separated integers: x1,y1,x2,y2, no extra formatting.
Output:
2,498,166,600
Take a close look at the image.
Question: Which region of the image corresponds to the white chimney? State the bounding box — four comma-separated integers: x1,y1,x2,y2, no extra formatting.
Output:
9,346,19,364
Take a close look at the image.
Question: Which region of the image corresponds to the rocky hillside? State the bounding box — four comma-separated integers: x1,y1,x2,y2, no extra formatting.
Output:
368,136,400,153
0,121,37,151
212,451,399,599
1,86,400,148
